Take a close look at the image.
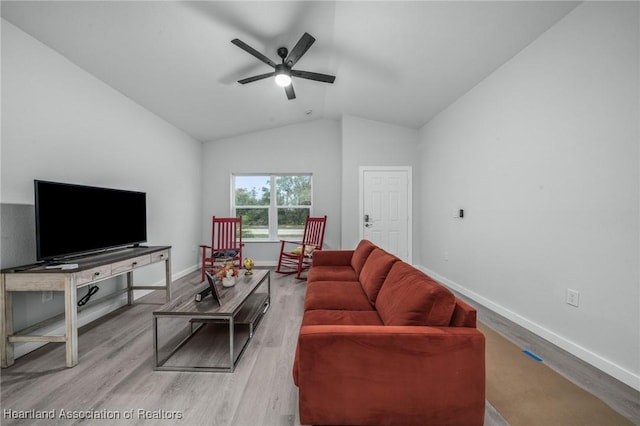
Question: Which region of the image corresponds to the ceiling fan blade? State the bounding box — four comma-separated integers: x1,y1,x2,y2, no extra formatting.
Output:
285,32,315,67
238,72,275,84
231,39,277,68
285,83,296,100
291,70,336,84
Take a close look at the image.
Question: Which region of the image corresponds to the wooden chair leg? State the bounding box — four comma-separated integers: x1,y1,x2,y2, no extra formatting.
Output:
276,241,285,274
295,257,302,279
296,255,306,280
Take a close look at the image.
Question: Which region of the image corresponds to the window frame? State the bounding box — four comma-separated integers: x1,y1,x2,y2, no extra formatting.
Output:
232,173,313,241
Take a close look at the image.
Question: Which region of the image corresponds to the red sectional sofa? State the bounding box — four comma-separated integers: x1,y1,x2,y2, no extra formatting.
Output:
293,240,485,426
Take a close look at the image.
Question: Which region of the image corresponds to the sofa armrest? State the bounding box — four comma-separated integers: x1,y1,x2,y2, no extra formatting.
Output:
450,297,477,327
311,249,354,267
295,325,485,426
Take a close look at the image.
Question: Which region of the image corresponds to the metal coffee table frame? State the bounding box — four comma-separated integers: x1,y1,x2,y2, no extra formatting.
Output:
153,269,270,372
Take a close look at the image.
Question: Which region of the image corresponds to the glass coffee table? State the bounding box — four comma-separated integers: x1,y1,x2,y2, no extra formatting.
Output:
153,269,270,372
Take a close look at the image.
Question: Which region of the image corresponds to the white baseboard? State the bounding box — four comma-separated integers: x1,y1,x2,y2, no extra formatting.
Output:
174,264,200,280
418,265,640,392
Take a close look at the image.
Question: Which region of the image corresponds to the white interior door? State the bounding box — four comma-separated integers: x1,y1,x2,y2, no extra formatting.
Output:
360,167,412,263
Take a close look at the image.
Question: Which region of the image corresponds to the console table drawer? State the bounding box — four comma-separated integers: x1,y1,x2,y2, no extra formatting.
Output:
112,255,151,275
151,250,170,263
75,265,112,285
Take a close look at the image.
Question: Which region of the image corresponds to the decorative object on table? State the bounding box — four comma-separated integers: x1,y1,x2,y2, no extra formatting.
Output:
218,263,239,287
222,277,237,287
199,271,223,305
196,271,224,305
243,257,255,275
194,286,211,303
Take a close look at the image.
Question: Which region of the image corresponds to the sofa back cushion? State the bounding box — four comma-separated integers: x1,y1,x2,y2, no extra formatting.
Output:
350,240,377,276
376,262,456,326
359,248,399,305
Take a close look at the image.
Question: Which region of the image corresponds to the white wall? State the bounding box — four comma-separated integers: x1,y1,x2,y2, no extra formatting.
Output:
418,2,639,389
1,20,203,356
201,119,342,263
341,115,419,255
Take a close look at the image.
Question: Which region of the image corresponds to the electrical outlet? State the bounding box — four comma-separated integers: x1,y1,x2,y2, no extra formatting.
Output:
42,291,53,303
566,289,579,307
443,251,449,262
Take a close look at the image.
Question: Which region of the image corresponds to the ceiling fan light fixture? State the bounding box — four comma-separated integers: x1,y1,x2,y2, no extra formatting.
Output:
275,73,292,87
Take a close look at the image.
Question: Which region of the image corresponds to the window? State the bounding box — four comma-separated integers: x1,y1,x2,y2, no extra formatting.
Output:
233,174,312,240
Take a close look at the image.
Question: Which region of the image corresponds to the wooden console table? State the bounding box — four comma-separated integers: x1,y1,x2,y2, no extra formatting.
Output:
0,246,171,368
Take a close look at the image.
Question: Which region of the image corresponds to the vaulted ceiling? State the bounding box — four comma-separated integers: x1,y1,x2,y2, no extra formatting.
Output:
1,1,579,142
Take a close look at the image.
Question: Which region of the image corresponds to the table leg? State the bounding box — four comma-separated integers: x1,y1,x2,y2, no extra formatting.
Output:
164,257,172,302
127,271,134,305
229,317,234,372
153,316,159,368
1,275,14,367
64,278,78,367
267,271,271,306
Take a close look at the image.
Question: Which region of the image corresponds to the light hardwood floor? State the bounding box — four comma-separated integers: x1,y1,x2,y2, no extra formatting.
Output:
3,269,635,425
1,270,305,425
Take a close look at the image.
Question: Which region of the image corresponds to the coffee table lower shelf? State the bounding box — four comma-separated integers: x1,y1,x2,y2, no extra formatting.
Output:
153,271,270,373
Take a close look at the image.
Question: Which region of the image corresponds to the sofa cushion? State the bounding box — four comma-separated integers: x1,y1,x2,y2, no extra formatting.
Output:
302,309,383,327
307,266,358,283
350,239,377,276
376,262,456,326
304,281,374,311
359,248,399,305
293,310,384,386
311,250,353,267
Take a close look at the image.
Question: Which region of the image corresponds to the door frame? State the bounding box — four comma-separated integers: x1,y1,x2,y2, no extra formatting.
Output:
359,166,413,264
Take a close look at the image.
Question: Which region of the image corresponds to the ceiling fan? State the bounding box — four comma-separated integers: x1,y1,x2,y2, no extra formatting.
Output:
231,32,336,100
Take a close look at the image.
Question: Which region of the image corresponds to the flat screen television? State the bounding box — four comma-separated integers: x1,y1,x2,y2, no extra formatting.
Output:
34,180,147,261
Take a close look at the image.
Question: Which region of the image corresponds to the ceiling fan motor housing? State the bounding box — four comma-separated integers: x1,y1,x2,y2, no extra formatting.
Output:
275,63,290,75
277,47,289,61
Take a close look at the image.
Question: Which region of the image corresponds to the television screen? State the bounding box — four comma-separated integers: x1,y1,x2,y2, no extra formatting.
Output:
34,180,147,261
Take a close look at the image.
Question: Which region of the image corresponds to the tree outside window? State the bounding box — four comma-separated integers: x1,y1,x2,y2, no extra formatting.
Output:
233,174,312,240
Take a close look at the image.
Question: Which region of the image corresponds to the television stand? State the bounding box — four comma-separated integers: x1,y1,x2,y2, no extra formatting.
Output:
0,246,171,368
